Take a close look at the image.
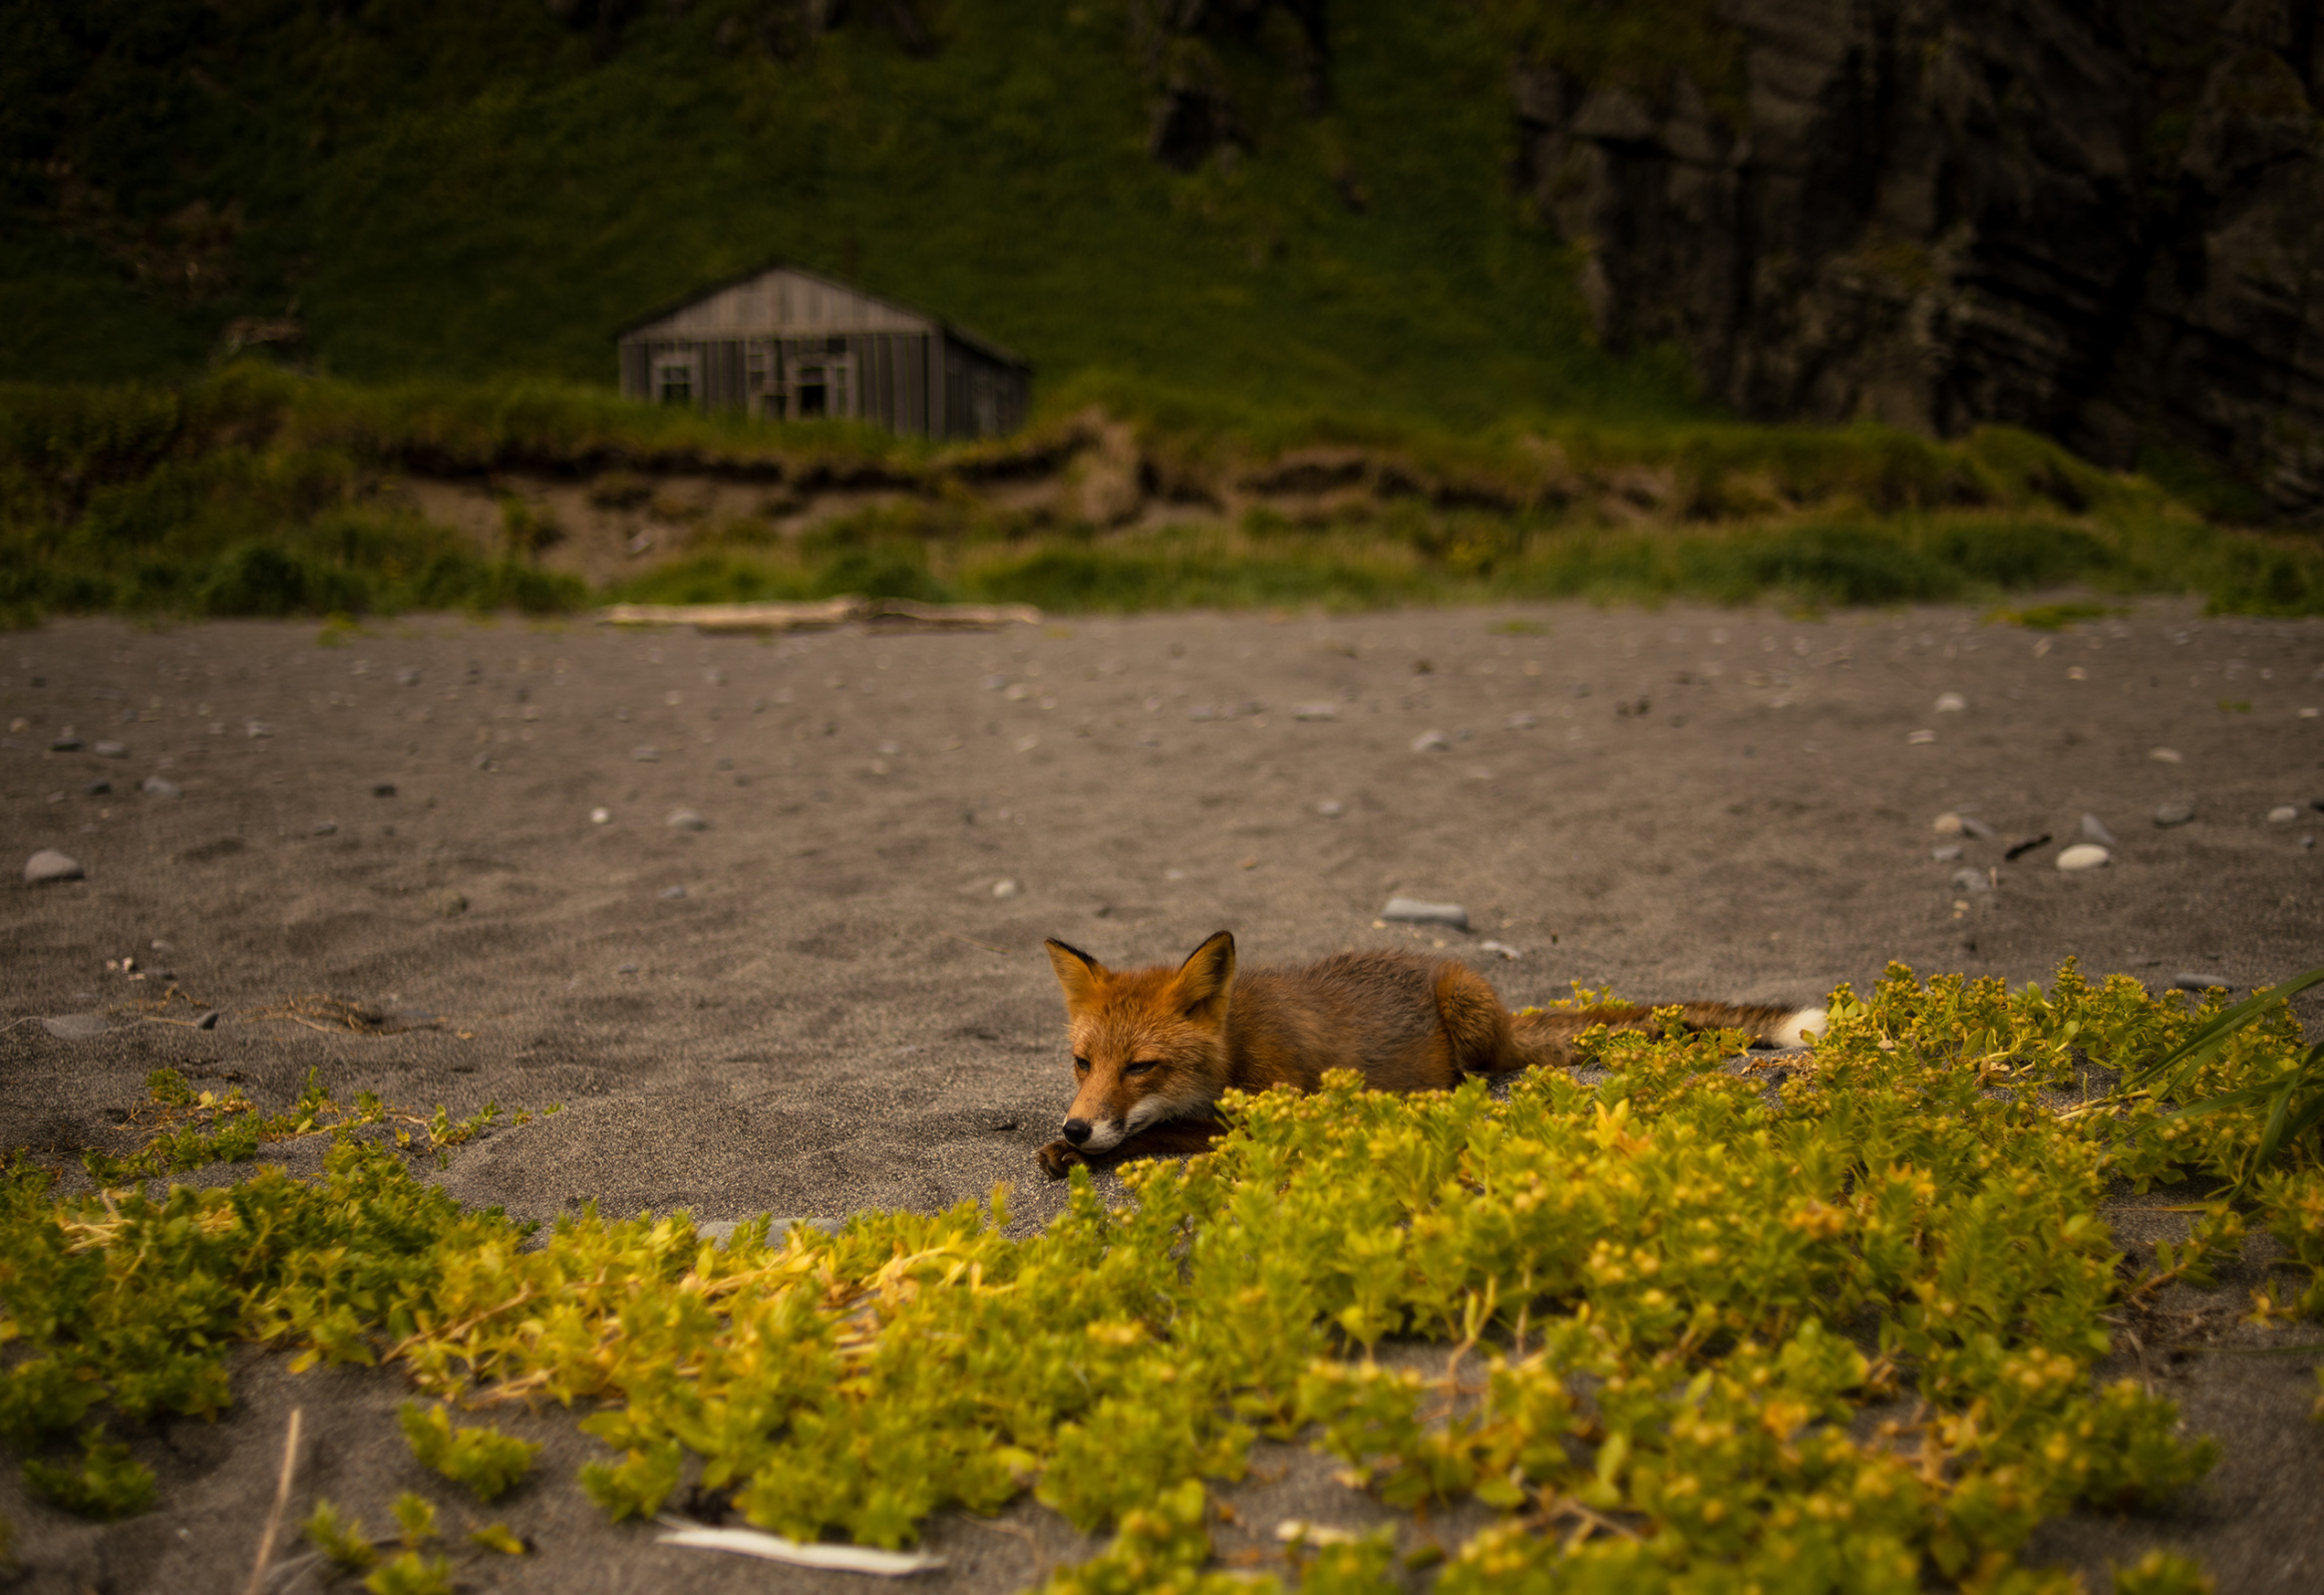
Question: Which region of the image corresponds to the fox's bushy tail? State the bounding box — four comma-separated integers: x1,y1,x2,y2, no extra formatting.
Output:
1501,1001,1826,1073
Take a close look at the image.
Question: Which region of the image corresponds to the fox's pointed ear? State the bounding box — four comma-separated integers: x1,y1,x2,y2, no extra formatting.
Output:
1045,938,1110,1009
1172,930,1236,1021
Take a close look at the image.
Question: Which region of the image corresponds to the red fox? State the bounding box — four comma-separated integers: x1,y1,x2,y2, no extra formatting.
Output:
1038,930,1825,1177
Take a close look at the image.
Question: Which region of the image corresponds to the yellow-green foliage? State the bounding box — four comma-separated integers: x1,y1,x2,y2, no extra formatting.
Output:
6,964,2318,1584
302,1499,381,1571
397,1402,539,1501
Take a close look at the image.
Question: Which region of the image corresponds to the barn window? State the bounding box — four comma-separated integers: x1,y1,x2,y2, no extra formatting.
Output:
656,360,694,406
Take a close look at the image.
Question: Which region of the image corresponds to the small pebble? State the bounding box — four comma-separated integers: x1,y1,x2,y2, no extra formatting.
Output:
1477,940,1522,960
590,806,611,824
992,879,1020,900
1932,812,1963,835
2154,802,2195,827
1505,713,1536,730
1290,704,1338,722
194,1011,220,1030
49,736,83,752
659,885,688,900
2080,813,2117,846
2149,747,2180,764
1382,896,1469,930
40,1014,110,1040
245,720,273,739
371,783,397,798
1315,800,1344,817
632,746,660,763
396,667,422,686
1950,868,1989,893
312,821,338,835
141,777,181,799
92,740,128,759
1931,844,1963,861
1934,692,1966,712
2266,804,2298,824
667,808,707,830
1906,730,1936,745
24,848,85,885
1959,816,1997,840
2056,843,2111,871
1411,730,1451,753
617,962,640,974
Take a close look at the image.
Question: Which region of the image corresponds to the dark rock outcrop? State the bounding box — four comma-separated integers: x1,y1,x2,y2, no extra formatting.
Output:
1511,0,2324,519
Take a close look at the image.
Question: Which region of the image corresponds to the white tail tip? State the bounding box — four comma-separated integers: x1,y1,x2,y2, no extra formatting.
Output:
1773,1008,1827,1049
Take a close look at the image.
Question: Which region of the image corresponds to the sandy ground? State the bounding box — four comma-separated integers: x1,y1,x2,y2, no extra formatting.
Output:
3,598,2322,1592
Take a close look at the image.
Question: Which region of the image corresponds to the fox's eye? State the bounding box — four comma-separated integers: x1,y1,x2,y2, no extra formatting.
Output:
1073,1056,1091,1073
1125,1060,1160,1076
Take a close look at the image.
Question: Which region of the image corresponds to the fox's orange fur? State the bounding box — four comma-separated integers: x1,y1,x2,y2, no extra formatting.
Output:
1037,930,1823,1177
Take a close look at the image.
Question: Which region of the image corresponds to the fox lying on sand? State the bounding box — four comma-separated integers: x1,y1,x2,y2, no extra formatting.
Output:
1038,930,1825,1177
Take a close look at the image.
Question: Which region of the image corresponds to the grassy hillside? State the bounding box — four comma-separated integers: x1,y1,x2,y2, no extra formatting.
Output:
2,0,1684,429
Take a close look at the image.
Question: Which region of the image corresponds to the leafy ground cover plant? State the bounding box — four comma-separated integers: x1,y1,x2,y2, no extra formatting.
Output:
396,1403,538,1501
4,964,2319,1591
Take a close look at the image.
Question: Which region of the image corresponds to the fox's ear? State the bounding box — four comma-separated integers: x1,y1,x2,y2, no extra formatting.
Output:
1045,938,1110,1009
1172,930,1236,1021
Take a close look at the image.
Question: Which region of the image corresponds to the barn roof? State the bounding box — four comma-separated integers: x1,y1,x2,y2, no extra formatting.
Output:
614,260,1028,370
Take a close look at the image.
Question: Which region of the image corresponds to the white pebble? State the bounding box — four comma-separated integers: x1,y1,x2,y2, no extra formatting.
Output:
1906,730,1936,745
1934,692,1966,712
591,806,611,824
1411,729,1451,753
1315,799,1344,816
992,879,1020,899
2149,747,2181,764
667,808,707,830
2267,805,2298,824
2056,844,2111,871
24,848,84,885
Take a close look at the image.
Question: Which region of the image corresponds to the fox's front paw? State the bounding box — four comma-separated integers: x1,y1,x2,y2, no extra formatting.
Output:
1037,1138,1087,1179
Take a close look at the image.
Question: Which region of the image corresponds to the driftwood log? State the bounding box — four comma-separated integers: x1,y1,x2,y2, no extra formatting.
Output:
596,597,1043,633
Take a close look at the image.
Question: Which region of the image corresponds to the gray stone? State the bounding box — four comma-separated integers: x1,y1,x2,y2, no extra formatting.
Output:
1315,800,1345,817
1505,713,1537,730
40,1014,110,1040
2079,812,2117,846
1383,896,1469,930
141,777,181,798
632,746,661,762
1290,704,1338,722
92,740,128,759
2155,802,2195,827
659,885,688,900
396,667,422,686
48,737,82,752
312,821,338,835
1950,868,1989,893
1958,816,1997,840
245,720,273,739
1411,729,1451,753
1931,844,1963,861
667,808,707,831
24,848,84,884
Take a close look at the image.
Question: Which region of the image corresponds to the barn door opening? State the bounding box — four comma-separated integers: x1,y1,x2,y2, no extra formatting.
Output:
791,354,852,420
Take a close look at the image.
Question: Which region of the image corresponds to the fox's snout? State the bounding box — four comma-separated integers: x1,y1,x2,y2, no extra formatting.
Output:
1061,1117,1093,1145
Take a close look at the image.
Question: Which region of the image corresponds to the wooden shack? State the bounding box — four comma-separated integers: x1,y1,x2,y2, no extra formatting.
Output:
615,263,1030,439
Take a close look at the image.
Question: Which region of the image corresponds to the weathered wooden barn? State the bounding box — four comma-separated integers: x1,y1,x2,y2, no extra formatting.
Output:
615,263,1031,439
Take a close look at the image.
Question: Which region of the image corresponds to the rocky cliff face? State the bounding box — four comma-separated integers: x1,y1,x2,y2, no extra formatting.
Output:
1510,0,2324,519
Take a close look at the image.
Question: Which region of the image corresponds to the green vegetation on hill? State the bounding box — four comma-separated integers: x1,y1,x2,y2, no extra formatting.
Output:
6,966,2322,1590
4,0,1670,429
